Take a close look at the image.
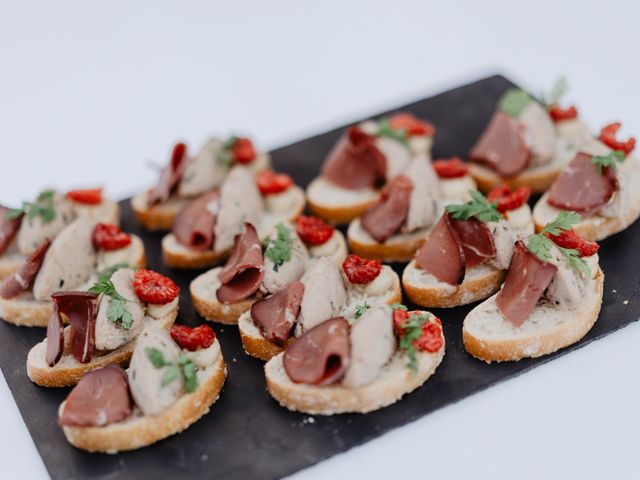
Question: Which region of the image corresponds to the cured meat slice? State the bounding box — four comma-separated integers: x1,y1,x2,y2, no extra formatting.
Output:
216,223,264,304
0,206,22,256
360,175,413,243
0,238,51,299
45,302,65,367
251,281,304,344
172,190,219,250
415,213,465,285
449,218,496,267
147,143,188,207
322,127,386,189
496,241,558,327
547,152,618,214
469,112,530,178
51,291,98,364
283,317,350,385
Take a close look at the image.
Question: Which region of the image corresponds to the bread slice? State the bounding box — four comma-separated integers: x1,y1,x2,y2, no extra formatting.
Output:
238,267,403,361
0,251,25,281
61,342,226,453
162,185,306,269
463,267,604,362
131,192,190,231
27,310,178,387
307,177,380,225
468,160,563,194
347,218,428,262
0,236,146,327
403,260,505,308
265,343,445,415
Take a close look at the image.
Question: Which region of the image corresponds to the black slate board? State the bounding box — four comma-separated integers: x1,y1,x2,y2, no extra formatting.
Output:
1,74,639,480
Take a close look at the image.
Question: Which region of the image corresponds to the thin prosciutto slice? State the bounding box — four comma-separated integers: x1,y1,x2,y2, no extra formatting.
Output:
283,317,350,385
322,127,386,189
449,218,496,267
415,213,465,285
495,241,558,327
216,223,264,304
147,142,189,207
0,206,22,256
469,112,530,178
251,281,304,344
547,152,618,214
360,175,413,243
50,291,98,364
172,190,219,250
0,238,51,299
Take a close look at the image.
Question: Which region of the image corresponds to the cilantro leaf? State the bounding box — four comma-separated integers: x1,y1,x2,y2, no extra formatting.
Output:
498,88,532,117
89,278,134,330
11,189,57,225
376,118,409,146
179,356,198,393
263,223,293,271
540,211,581,236
146,350,200,393
354,302,370,319
146,347,168,368
446,190,501,222
591,150,626,174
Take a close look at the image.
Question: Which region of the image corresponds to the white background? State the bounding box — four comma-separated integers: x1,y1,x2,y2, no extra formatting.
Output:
1,1,639,479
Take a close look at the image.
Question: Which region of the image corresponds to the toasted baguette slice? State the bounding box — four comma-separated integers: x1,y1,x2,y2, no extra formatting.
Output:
61,341,226,453
403,260,505,308
468,159,564,194
307,177,380,225
162,185,306,269
238,266,403,361
0,236,146,327
27,309,178,387
0,250,25,281
265,343,445,415
347,219,428,262
463,267,604,362
131,192,190,231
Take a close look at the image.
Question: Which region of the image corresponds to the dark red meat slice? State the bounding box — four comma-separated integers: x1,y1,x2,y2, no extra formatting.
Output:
251,281,304,344
172,190,219,250
51,291,98,364
360,175,413,243
147,142,188,207
449,218,496,267
0,206,22,256
414,213,466,285
45,302,65,367
0,238,51,299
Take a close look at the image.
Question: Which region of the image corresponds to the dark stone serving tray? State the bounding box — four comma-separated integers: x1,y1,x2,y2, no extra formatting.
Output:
1,74,638,480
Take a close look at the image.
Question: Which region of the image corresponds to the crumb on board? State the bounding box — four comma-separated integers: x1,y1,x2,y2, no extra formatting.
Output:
623,300,629,305
302,417,315,424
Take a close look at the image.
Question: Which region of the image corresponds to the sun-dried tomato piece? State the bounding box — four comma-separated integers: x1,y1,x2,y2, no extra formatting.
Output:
546,228,599,257
67,188,103,205
296,215,334,246
256,170,294,195
133,269,180,304
388,113,435,137
599,122,636,155
393,309,443,353
232,137,256,164
548,105,578,122
170,324,216,351
342,254,381,284
487,185,531,213
433,157,469,178
91,223,132,251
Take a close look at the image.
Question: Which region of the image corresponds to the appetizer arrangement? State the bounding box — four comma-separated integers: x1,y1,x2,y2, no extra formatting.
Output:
161,166,305,268
132,137,271,230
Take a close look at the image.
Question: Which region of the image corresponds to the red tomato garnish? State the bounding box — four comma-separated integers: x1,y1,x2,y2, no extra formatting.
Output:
296,215,334,246
546,229,599,257
393,309,443,353
342,254,381,284
66,188,103,205
487,185,531,213
256,170,294,195
599,122,636,155
388,112,435,137
549,105,578,122
433,157,469,178
133,269,180,304
170,324,215,351
91,223,132,251
232,137,256,164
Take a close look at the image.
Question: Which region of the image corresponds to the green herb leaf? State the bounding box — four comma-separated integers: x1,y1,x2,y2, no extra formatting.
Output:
390,303,408,311
146,350,200,393
376,118,409,146
179,356,198,393
263,223,293,271
12,189,57,225
498,88,532,117
397,312,432,374
217,135,238,168
541,77,569,107
88,278,120,297
161,365,181,387
96,263,131,283
354,302,370,319
89,278,134,330
540,211,581,236
591,150,626,174
446,190,501,222
146,347,168,368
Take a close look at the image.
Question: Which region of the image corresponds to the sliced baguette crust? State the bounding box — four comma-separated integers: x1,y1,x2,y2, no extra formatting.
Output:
307,177,380,225
61,345,226,453
190,267,256,325
27,310,178,387
533,190,640,242
265,343,445,415
347,219,428,262
463,268,604,362
162,185,306,269
131,191,190,231
403,260,505,308
0,237,146,327
468,162,562,194
238,270,403,361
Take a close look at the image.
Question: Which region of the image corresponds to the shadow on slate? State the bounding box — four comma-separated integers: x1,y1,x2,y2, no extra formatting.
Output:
1,74,639,480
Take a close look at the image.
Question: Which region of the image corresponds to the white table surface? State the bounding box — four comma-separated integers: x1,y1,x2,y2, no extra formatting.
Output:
1,1,638,479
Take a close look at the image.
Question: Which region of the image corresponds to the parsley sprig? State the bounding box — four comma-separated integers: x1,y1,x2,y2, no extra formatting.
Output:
263,223,292,272
526,212,591,277
6,190,56,225
88,278,134,330
217,135,238,168
354,301,370,319
397,311,433,374
145,347,198,393
446,190,501,222
591,150,626,173
540,77,569,107
498,88,532,117
376,118,410,146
